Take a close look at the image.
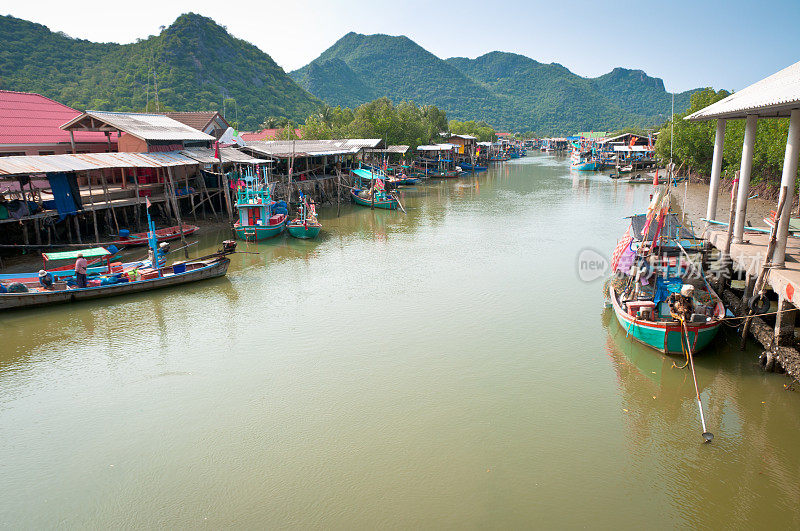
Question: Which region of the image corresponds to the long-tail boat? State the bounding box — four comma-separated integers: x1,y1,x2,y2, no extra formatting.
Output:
110,224,199,247
287,192,322,239
0,204,236,311
606,188,725,355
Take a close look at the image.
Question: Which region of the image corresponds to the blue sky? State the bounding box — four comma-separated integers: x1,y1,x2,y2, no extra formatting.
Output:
3,0,799,93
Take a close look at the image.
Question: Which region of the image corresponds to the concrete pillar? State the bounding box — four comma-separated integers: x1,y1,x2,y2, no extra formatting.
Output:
733,115,759,243
706,119,726,220
775,296,796,347
772,109,800,267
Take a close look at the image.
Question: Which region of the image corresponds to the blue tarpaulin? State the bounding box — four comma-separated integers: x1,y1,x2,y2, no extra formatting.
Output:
46,173,83,220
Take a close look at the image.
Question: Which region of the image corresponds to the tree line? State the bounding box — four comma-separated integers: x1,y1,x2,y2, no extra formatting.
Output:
655,88,792,186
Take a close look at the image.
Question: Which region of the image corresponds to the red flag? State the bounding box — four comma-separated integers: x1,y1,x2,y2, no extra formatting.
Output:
653,168,659,186
214,141,220,159
145,196,152,209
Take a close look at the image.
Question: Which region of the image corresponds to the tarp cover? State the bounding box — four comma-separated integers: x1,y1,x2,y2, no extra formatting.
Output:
43,247,110,261
630,213,695,242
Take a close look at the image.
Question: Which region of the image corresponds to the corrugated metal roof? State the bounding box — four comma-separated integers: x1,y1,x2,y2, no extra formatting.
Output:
0,90,117,146
180,147,271,164
0,151,200,176
245,139,382,158
61,111,215,142
417,143,456,151
686,60,800,121
363,145,409,154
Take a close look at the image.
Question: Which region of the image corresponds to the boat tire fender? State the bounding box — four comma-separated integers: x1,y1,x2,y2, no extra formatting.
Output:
749,293,770,315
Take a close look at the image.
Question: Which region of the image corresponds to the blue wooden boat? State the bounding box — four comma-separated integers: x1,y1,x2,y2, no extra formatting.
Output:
458,162,487,172
572,160,602,171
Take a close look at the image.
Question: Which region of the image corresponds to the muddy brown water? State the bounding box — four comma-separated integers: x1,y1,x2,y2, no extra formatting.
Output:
1,154,799,528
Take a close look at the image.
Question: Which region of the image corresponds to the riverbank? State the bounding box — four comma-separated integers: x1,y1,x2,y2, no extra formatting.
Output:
670,179,777,233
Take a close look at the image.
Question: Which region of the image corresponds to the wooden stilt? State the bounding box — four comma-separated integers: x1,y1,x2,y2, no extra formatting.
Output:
100,170,120,234
87,171,100,243
166,167,190,259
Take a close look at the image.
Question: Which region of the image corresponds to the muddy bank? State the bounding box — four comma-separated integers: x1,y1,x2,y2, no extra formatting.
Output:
670,178,778,233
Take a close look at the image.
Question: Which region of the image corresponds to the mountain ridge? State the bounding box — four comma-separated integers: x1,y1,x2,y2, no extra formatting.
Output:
0,13,321,130
293,35,701,134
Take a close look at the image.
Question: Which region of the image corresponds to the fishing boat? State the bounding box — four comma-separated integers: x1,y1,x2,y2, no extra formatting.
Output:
287,192,322,239
233,168,287,241
0,202,237,311
458,162,487,172
395,176,421,185
0,246,163,285
570,144,601,171
351,165,399,210
0,243,234,311
110,224,199,247
351,189,398,210
606,188,725,355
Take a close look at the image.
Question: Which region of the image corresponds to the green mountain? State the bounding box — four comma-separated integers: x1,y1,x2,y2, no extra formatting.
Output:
290,32,502,125
0,13,320,130
292,36,701,134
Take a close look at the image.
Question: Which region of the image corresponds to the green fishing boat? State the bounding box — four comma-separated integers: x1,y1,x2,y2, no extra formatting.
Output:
606,188,725,355
287,192,321,239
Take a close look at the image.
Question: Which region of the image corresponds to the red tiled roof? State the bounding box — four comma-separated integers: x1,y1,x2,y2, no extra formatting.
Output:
0,90,116,146
240,128,303,141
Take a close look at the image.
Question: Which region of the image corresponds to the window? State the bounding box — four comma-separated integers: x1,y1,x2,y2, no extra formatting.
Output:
0,152,25,157
38,151,55,156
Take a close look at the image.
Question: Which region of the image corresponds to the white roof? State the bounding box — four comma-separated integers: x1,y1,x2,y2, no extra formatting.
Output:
417,143,456,151
613,145,654,152
686,60,800,121
244,139,382,158
448,134,477,140
62,111,215,142
0,151,200,176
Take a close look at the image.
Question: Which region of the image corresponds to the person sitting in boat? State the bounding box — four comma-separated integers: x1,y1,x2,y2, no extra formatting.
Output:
668,285,695,322
38,269,54,290
74,253,88,288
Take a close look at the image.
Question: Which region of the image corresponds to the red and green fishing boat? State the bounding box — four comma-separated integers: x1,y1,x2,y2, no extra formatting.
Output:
606,188,725,355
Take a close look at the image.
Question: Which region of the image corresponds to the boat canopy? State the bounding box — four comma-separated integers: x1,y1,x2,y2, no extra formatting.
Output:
352,168,383,180
43,247,111,261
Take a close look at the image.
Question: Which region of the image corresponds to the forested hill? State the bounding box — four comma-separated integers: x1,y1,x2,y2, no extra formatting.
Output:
0,13,320,130
293,35,701,134
291,32,502,125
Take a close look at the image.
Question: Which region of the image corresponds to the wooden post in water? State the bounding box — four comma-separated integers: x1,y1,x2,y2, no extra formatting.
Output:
166,166,190,259
100,170,120,234
740,185,788,349
87,171,100,243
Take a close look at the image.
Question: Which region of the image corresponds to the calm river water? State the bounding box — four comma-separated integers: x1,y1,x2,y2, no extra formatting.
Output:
2,153,800,528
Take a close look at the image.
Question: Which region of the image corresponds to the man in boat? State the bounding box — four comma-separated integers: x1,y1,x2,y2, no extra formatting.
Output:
38,269,54,290
74,253,88,288
668,285,694,322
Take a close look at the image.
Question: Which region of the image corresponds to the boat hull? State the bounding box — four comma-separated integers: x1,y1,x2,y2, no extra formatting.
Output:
609,285,720,355
111,224,199,246
287,222,321,239
572,161,601,171
234,219,286,241
0,259,229,311
351,190,398,210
